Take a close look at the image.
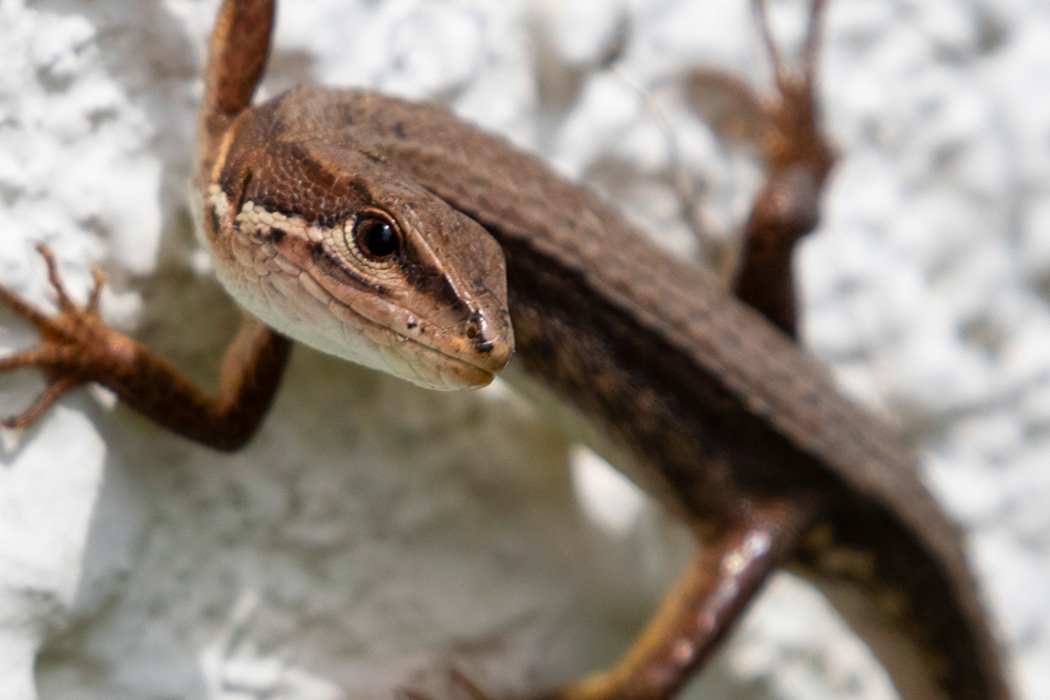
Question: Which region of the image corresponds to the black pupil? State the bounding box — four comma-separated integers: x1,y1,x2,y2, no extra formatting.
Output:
356,215,399,259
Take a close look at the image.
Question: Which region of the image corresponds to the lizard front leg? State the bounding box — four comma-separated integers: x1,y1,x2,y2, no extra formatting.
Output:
0,244,290,451
2,0,282,451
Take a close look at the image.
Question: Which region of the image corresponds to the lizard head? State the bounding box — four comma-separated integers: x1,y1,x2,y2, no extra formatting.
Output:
193,98,513,390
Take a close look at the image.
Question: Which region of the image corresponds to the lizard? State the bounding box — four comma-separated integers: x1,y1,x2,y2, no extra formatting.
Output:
0,1,1012,699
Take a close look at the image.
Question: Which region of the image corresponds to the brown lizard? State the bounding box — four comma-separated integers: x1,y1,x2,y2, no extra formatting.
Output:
0,1,1011,699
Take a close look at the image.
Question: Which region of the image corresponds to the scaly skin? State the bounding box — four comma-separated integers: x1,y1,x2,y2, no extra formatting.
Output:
0,1,1011,699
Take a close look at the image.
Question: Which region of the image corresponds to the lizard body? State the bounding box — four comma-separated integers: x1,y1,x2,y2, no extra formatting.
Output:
206,84,1006,700
0,1,1011,699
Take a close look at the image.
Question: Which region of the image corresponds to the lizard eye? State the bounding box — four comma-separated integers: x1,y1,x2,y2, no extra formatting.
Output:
353,211,401,261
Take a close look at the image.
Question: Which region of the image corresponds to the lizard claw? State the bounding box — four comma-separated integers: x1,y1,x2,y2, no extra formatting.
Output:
0,374,80,429
395,668,502,700
37,242,80,315
448,668,497,700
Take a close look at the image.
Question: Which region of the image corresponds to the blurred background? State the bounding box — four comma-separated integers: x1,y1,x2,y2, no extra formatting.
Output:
0,0,1047,698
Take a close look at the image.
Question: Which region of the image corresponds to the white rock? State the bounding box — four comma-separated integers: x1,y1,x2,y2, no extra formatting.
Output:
0,1,1048,699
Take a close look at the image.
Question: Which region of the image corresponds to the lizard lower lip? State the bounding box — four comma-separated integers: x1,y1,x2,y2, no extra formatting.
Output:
445,344,510,385
412,341,501,389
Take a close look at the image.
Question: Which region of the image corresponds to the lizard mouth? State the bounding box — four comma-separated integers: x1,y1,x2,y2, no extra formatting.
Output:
232,241,511,390
392,332,500,388
315,273,510,388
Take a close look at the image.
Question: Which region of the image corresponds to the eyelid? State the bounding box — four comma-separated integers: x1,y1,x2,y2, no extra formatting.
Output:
343,209,402,267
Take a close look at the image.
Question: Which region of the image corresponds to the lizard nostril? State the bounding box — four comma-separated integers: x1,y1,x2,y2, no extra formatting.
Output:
467,314,500,354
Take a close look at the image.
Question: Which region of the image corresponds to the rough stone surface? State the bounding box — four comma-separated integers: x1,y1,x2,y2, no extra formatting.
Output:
0,1,1047,699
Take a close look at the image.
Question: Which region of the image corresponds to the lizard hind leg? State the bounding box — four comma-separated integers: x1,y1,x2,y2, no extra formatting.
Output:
730,0,837,338
431,496,820,700
546,495,820,700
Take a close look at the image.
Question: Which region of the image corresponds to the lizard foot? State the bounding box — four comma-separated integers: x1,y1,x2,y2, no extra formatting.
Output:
0,243,113,429
0,243,291,450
